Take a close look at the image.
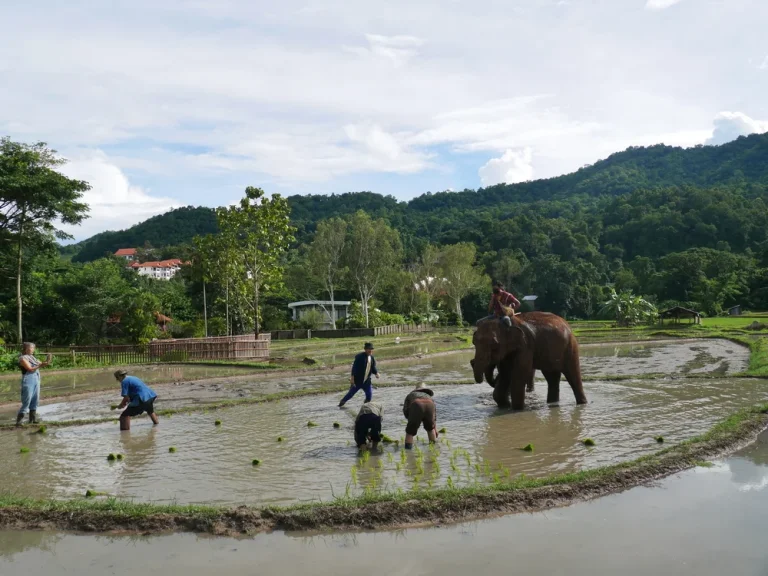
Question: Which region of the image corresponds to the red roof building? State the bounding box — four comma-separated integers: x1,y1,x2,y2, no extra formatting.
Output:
115,248,137,261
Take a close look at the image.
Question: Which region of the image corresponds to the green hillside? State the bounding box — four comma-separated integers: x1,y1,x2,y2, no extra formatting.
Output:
68,133,768,261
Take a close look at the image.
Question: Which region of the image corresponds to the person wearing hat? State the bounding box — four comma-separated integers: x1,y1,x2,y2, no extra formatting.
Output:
354,401,384,451
402,383,438,449
113,370,159,430
338,342,379,408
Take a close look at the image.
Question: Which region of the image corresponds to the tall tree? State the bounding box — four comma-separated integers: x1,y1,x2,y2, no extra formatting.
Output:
413,243,443,317
308,217,347,329
216,187,295,335
0,138,89,343
344,211,402,328
438,242,485,324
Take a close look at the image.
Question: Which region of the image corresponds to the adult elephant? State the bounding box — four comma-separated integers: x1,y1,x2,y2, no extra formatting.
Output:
470,312,587,410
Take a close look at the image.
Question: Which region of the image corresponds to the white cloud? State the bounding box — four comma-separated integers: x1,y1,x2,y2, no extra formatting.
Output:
645,0,684,10
705,111,768,145
479,148,534,187
57,152,182,240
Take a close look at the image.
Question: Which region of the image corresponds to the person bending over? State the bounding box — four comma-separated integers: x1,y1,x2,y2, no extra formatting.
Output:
402,384,438,449
354,401,383,451
114,369,159,430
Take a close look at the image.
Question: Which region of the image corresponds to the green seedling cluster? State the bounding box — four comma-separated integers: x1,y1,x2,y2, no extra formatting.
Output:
655,436,665,443
116,454,124,461
110,405,118,411
582,438,596,447
439,428,447,434
277,436,284,442
36,425,47,435
215,420,222,426
522,443,534,452
307,421,318,427
252,459,261,466
107,453,117,461
85,490,95,498
168,447,177,453
333,422,341,428
19,447,30,454
381,434,395,444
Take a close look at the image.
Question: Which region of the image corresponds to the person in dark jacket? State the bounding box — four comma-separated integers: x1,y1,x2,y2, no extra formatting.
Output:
338,342,379,408
402,383,438,449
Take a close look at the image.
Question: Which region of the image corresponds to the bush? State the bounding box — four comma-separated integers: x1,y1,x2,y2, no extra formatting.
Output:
297,308,325,330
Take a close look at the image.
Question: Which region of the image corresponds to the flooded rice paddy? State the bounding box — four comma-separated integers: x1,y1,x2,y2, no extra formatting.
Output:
2,431,768,575
0,339,762,507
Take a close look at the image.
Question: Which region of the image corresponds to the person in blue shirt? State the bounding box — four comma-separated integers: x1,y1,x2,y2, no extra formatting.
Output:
338,342,379,408
114,369,159,430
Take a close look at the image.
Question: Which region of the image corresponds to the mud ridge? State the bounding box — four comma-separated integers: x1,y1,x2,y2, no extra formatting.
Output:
0,407,766,536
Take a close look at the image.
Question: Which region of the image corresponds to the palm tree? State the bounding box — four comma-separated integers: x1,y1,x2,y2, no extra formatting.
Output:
600,288,657,327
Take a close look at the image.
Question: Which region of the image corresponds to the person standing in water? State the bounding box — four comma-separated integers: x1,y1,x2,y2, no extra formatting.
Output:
338,342,379,408
402,383,438,449
114,370,159,430
16,342,51,427
354,401,383,451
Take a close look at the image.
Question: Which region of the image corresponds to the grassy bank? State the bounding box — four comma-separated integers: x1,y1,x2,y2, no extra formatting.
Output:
1,403,766,535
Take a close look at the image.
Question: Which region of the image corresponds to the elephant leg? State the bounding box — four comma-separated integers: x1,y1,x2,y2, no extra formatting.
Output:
493,359,513,408
526,368,535,393
563,345,588,405
542,370,561,403
510,354,533,410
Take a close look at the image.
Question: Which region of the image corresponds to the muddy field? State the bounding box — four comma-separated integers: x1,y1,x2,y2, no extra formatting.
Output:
0,340,760,507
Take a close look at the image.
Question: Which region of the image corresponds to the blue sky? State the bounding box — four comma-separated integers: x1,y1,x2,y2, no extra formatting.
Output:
1,0,767,240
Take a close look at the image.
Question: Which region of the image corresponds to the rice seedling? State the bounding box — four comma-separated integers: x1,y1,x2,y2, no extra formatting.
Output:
252,459,261,466
19,447,30,454
381,434,395,444
438,427,447,434
106,453,117,461
655,436,664,443
36,425,47,435
307,421,318,427
85,490,96,498
215,420,222,426
582,438,596,447
522,443,534,452
168,447,177,453
277,436,284,442
116,454,124,461
333,422,341,429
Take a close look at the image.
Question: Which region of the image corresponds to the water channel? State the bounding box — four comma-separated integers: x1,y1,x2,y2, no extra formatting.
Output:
2,431,767,575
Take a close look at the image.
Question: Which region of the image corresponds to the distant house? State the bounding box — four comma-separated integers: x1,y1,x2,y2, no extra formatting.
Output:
522,295,538,310
115,248,137,261
659,306,701,325
728,305,742,316
288,300,351,329
131,259,184,280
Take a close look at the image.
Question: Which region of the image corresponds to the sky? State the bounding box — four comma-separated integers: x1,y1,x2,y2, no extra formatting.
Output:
2,0,768,241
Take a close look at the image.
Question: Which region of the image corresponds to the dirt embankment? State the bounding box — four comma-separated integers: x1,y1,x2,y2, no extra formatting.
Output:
1,409,766,536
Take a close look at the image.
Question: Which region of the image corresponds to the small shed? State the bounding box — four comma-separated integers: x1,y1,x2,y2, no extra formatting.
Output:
288,301,351,329
522,295,538,311
728,305,742,316
659,306,701,325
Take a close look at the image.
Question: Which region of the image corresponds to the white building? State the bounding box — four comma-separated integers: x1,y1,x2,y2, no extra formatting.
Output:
131,259,184,280
288,300,351,329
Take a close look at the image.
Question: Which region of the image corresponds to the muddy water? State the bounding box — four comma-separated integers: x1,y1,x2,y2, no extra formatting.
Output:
0,364,263,403
0,370,766,505
0,340,748,425
2,433,767,575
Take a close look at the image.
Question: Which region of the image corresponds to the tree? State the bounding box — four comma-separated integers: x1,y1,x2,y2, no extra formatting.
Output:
599,288,657,327
216,187,295,335
344,211,402,327
0,138,90,343
438,243,485,324
413,243,443,317
308,217,347,329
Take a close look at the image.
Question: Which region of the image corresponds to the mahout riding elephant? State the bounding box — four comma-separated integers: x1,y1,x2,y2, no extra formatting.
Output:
470,311,587,410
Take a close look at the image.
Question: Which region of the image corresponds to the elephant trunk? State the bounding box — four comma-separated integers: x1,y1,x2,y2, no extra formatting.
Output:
470,356,486,384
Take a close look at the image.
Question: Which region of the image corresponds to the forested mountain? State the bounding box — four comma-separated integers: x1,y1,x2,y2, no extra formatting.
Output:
71,206,218,263
68,132,768,260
